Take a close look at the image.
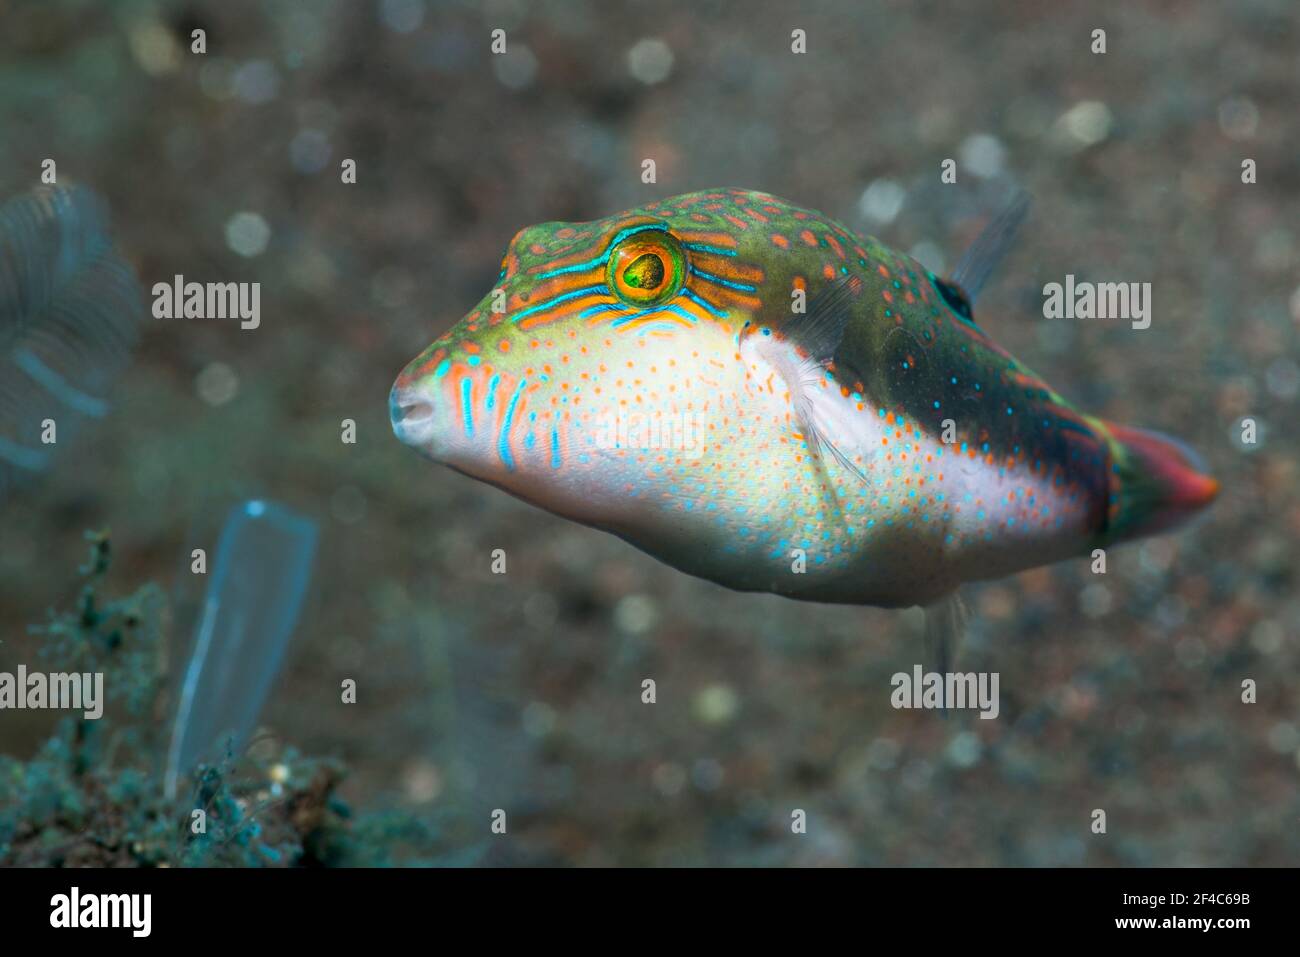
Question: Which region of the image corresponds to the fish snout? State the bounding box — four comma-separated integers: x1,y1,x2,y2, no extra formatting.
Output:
389,378,440,451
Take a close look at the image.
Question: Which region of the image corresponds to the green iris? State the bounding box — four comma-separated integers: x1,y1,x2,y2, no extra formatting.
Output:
623,253,665,290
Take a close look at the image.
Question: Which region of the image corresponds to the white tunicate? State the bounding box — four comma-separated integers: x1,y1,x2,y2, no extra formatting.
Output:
858,179,906,225
225,212,271,257
196,362,239,406
959,133,1006,179
627,38,674,85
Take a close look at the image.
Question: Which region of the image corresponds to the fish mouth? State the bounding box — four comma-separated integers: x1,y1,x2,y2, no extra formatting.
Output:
389,381,438,451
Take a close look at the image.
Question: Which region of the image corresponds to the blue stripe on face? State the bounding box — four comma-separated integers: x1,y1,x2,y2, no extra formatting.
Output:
681,287,727,318
631,320,694,336
580,303,630,320
533,223,669,280
682,242,737,257
510,284,608,324
460,377,474,437
609,303,699,328
689,265,757,293
498,378,528,470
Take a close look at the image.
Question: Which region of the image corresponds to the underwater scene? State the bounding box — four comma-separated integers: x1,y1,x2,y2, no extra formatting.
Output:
0,0,1297,870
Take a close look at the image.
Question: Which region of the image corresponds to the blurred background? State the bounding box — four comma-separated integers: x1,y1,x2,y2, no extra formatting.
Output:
0,0,1297,865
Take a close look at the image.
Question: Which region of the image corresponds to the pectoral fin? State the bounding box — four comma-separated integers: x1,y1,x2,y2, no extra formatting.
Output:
765,275,873,483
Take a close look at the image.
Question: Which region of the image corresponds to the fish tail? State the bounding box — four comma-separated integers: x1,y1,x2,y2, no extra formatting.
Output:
1095,421,1219,545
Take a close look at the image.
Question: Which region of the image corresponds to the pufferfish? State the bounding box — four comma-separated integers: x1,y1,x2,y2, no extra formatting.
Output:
390,188,1217,636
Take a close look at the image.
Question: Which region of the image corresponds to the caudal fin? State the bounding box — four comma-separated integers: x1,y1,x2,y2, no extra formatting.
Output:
1100,422,1218,544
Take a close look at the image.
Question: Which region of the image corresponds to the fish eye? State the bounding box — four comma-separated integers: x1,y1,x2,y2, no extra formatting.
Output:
607,231,686,306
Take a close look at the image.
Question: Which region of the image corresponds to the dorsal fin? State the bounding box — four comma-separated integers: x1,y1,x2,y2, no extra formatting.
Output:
949,190,1031,303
